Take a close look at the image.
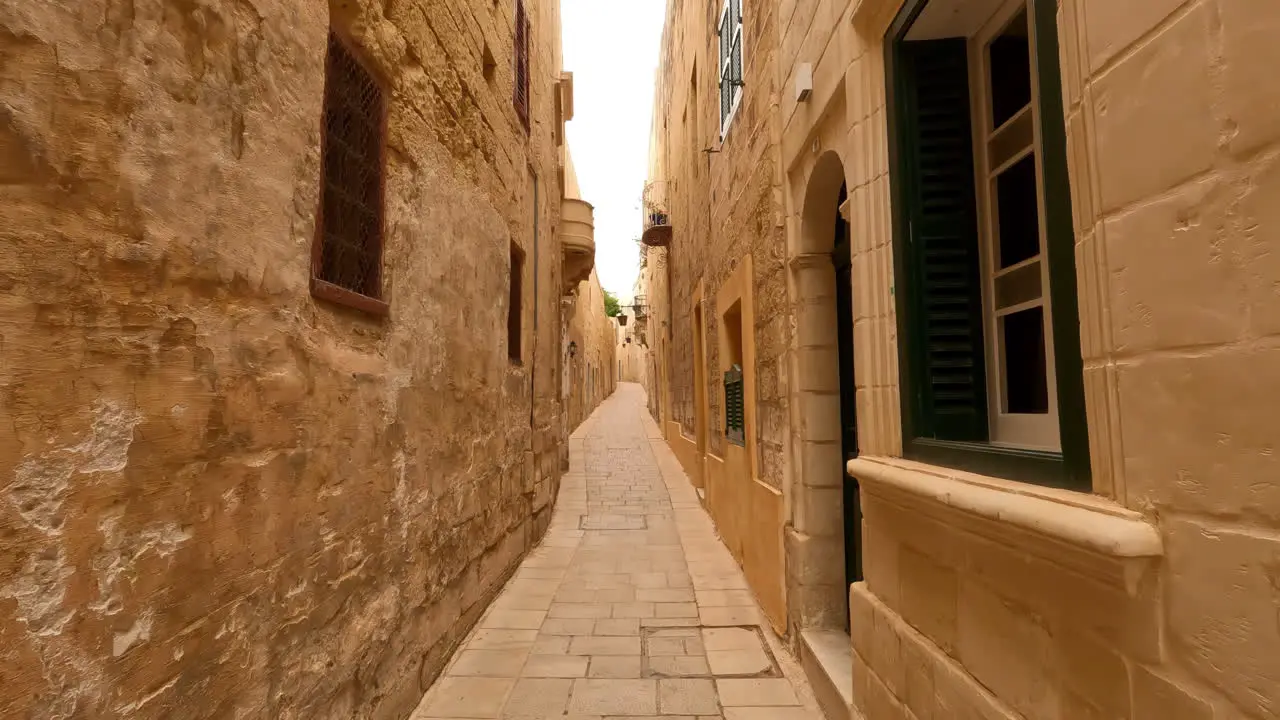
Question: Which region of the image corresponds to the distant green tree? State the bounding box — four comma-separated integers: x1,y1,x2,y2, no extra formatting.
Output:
603,290,622,317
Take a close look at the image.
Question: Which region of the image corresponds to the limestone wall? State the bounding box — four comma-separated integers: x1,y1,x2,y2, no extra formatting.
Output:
640,244,673,424
0,0,568,717
772,0,1280,718
642,0,793,637
564,270,617,432
650,0,789,485
615,307,648,384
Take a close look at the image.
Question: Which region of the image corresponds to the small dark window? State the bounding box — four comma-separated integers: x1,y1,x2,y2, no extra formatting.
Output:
508,242,525,363
1002,306,1048,414
995,153,1041,268
989,9,1032,129
315,31,386,310
513,0,530,129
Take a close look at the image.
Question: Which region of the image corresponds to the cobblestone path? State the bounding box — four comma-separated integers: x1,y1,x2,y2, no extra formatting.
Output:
411,383,826,719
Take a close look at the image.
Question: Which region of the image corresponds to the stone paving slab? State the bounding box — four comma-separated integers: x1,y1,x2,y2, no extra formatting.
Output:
412,384,826,720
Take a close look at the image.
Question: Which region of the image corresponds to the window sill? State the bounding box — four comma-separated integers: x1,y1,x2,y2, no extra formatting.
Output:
311,278,390,317
846,455,1162,590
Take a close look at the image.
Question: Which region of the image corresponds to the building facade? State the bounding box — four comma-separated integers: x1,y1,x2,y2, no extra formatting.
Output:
642,0,794,639
643,0,1280,719
564,268,619,433
615,305,649,384
0,0,600,718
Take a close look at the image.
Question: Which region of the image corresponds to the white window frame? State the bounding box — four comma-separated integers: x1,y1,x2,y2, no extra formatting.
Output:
968,0,1060,451
718,0,744,139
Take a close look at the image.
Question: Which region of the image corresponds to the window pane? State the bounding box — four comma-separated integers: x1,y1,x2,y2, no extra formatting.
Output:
731,36,742,86
995,153,1040,268
988,8,1031,129
720,14,729,66
1002,306,1048,414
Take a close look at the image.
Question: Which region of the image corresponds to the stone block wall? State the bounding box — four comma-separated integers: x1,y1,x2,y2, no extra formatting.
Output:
565,269,617,432
651,0,790,489
0,0,567,717
1058,0,1280,715
837,1,1280,719
759,0,1280,716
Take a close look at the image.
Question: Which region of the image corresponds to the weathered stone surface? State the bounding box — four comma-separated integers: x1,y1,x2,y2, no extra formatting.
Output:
0,0,610,717
1166,517,1280,718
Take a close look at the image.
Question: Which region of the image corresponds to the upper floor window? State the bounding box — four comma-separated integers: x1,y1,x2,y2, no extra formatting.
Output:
513,0,531,130
887,0,1088,489
717,0,743,137
313,31,388,316
509,241,525,364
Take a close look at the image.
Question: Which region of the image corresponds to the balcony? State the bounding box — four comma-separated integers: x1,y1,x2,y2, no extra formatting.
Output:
640,181,672,247
561,197,595,294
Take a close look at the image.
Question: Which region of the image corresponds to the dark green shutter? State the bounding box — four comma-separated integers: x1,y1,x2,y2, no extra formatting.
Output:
724,365,745,446
899,39,988,442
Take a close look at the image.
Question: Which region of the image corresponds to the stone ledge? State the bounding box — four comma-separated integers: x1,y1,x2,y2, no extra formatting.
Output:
800,629,854,720
847,456,1162,591
851,0,904,35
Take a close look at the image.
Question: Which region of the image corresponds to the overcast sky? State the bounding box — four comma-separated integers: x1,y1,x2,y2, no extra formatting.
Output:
562,0,666,303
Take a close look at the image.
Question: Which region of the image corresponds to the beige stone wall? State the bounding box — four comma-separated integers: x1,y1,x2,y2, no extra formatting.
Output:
0,0,569,718
649,0,790,483
640,246,673,426
642,0,795,637
565,270,617,431
771,0,1280,718
615,308,648,383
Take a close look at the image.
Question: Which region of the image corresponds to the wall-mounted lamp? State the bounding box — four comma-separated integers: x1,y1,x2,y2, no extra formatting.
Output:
568,341,578,358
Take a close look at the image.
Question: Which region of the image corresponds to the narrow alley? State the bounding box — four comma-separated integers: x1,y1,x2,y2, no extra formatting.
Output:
413,383,824,719
6,0,1280,717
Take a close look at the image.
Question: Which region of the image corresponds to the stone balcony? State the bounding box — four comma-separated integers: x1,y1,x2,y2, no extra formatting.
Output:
561,197,595,294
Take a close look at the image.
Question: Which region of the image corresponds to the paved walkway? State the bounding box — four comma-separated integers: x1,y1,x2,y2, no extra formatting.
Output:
411,383,825,720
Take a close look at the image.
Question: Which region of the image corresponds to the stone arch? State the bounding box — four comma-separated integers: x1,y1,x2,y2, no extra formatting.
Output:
790,150,860,632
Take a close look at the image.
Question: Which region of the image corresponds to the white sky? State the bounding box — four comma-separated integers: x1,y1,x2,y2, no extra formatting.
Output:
562,0,667,303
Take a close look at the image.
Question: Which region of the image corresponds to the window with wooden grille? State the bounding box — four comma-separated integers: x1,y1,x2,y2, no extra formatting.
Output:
509,242,525,364
513,0,531,129
717,0,744,137
887,0,1088,489
313,31,387,315
724,365,745,446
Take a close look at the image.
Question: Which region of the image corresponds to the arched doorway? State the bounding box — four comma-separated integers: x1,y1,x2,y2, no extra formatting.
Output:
792,151,861,632
831,182,862,610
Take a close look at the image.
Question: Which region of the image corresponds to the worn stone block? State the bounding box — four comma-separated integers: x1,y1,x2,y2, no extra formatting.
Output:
1130,663,1214,720
1104,175,1249,354
1119,348,1280,525
956,581,1059,720
1166,517,1280,718
898,545,959,656
1092,3,1216,212
1220,0,1280,156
